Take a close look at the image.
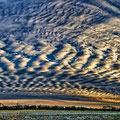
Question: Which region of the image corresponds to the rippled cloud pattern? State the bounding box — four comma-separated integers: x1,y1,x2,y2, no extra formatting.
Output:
0,0,120,103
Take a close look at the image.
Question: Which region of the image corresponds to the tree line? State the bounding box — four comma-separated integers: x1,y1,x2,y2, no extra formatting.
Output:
0,103,119,111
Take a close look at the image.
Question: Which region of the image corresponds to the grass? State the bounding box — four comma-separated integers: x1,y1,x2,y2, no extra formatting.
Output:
0,110,119,120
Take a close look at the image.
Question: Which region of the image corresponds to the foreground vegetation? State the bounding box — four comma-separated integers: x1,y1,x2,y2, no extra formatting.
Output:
0,110,120,120
0,104,119,111
0,104,120,120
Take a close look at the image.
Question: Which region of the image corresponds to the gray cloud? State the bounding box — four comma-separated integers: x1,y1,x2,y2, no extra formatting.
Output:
0,0,119,104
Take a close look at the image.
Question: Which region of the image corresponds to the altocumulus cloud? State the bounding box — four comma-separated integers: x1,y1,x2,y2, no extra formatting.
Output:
0,0,119,105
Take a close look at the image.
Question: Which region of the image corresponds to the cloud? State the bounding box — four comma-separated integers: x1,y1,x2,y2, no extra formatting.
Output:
19,58,30,68
0,0,119,106
0,0,7,2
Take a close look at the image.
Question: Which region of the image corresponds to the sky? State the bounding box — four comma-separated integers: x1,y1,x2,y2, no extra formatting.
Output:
0,99,120,108
0,0,120,108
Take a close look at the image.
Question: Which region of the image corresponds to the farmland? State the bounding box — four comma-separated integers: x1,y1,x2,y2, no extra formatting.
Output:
0,110,119,120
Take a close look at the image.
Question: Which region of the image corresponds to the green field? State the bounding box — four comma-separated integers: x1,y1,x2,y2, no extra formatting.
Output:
0,110,120,120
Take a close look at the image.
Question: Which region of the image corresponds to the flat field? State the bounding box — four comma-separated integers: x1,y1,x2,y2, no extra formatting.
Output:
0,110,120,120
